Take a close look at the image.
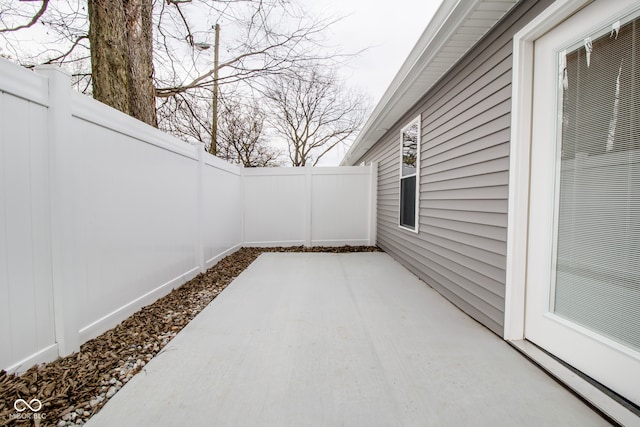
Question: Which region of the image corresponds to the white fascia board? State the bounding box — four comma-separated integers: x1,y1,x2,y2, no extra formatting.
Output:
341,0,514,166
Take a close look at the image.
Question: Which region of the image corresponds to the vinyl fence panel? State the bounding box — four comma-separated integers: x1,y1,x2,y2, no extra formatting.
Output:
311,167,372,246
202,156,243,269
69,97,202,343
0,64,57,373
242,168,307,246
242,165,375,247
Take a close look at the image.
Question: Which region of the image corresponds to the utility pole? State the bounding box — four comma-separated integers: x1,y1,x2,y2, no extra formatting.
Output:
210,23,220,155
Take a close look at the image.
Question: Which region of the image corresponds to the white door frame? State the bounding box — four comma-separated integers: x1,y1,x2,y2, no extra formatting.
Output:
503,0,594,340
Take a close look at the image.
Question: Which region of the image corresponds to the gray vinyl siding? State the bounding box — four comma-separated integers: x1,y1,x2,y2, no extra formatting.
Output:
357,0,553,335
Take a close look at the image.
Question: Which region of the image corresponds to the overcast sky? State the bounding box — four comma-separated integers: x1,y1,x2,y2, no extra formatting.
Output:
302,0,443,165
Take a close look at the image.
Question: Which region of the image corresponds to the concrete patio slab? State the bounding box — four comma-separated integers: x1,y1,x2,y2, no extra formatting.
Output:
86,253,608,426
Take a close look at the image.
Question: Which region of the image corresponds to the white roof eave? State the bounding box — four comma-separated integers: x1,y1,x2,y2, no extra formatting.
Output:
341,0,518,166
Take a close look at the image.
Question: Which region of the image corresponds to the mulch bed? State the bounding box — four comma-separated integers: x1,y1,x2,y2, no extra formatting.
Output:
0,246,380,427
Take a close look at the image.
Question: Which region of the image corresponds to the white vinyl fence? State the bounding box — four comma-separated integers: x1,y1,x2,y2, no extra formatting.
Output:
0,60,376,373
243,166,376,247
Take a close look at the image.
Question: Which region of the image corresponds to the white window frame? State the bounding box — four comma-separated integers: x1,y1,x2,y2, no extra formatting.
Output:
504,0,594,341
398,115,421,233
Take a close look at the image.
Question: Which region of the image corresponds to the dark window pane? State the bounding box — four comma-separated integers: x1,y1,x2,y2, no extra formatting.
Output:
400,176,416,229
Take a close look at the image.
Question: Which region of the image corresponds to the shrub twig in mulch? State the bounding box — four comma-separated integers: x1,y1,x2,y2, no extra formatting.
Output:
0,246,380,427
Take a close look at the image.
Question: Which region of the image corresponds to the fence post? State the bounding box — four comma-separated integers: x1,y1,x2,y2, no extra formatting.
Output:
304,164,313,247
368,162,378,246
35,65,80,357
196,144,206,273
240,164,245,246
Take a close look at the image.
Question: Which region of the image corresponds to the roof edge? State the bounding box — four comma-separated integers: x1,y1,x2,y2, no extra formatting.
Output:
341,0,493,166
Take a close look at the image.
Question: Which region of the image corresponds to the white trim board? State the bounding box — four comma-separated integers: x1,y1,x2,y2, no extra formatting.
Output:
398,115,421,234
504,0,592,341
205,244,242,270
78,266,201,343
510,340,640,426
5,344,59,375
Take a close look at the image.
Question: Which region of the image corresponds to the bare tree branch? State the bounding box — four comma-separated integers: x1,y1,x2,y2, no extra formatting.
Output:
264,67,369,166
167,1,194,46
0,0,49,33
42,35,88,64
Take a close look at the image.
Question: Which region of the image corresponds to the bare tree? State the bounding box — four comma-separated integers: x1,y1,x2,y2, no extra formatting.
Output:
85,0,157,126
158,89,280,167
217,98,281,167
0,0,49,34
264,68,368,166
157,89,212,147
153,0,339,97
0,1,92,90
0,0,346,134
124,0,156,126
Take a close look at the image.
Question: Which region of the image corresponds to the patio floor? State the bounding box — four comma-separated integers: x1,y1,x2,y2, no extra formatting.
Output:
86,252,609,426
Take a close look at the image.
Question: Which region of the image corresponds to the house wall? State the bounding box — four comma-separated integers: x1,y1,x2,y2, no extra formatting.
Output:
356,0,553,335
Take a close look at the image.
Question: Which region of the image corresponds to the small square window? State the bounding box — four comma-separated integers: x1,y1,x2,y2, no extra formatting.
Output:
399,116,420,232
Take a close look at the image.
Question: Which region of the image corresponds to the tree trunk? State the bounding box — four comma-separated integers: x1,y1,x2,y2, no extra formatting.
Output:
88,0,130,115
88,0,157,127
124,0,157,127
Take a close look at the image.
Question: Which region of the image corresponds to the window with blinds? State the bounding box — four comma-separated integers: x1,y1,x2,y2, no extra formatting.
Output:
553,12,640,351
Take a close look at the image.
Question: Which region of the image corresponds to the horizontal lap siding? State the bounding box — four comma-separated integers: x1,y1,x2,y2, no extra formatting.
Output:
358,0,552,335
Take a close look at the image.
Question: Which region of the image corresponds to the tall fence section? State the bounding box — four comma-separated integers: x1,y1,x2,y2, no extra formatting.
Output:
0,60,377,373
